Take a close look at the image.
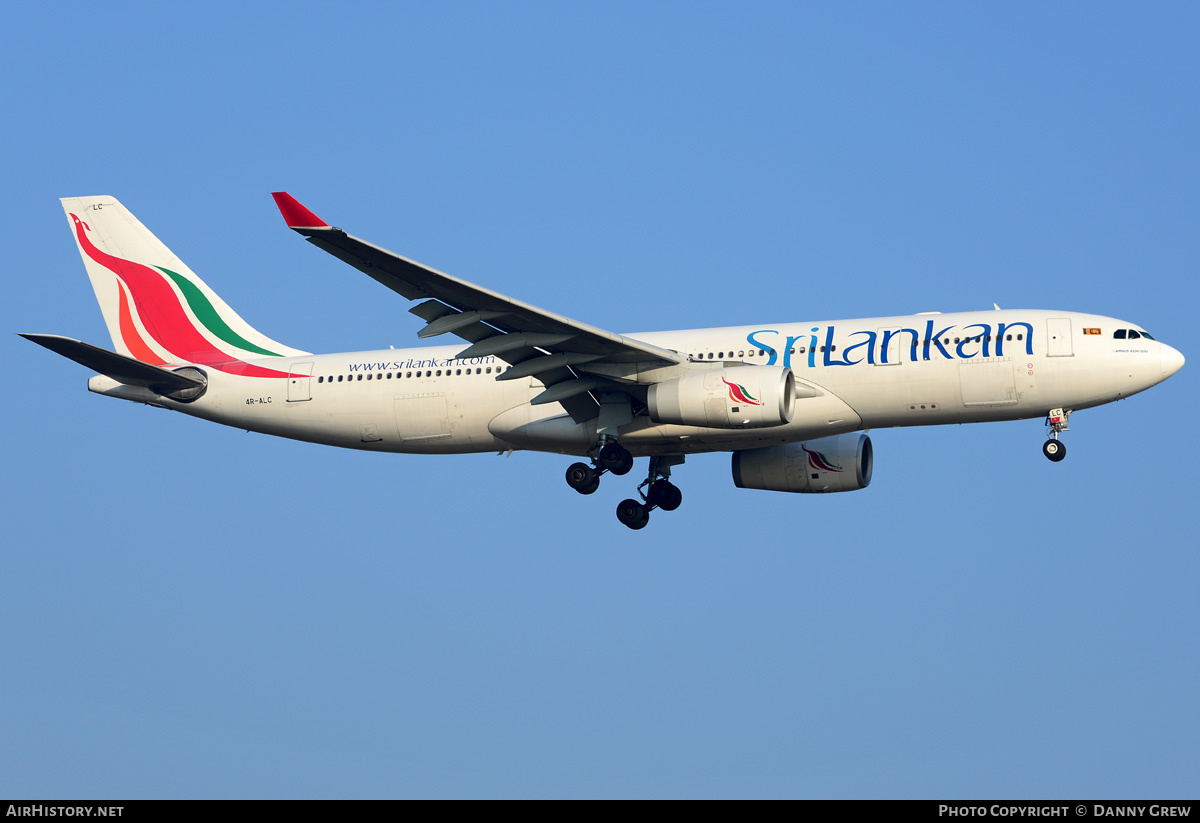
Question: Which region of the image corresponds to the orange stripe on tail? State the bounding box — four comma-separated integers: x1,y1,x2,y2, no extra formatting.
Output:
117,282,166,365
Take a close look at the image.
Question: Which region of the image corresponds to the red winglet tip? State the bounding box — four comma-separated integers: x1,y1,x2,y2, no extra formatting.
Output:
271,192,329,228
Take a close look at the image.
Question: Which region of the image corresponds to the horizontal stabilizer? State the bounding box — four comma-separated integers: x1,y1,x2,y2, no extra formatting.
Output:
20,334,205,393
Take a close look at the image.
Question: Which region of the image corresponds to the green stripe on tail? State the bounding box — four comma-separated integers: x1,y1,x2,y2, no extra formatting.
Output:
156,266,282,357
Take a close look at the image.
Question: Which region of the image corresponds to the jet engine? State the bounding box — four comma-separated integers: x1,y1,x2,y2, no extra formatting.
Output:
647,366,795,429
732,433,873,493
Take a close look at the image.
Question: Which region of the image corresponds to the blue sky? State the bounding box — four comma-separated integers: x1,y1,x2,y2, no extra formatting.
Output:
2,2,1196,799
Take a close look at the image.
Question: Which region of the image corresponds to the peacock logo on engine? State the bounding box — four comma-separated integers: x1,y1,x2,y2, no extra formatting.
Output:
722,378,762,406
801,444,843,473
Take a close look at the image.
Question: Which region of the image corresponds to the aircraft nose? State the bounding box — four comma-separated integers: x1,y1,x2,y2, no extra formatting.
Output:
1161,344,1185,379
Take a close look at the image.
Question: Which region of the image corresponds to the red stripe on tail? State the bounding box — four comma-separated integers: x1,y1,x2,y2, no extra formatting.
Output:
117,282,166,364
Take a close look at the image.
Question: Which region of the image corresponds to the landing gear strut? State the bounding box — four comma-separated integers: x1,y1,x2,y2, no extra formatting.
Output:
1043,408,1070,463
614,455,686,531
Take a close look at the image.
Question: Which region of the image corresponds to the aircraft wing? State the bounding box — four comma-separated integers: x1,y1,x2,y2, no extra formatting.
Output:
272,192,685,421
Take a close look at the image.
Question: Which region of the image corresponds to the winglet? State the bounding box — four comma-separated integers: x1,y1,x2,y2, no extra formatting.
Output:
271,192,329,228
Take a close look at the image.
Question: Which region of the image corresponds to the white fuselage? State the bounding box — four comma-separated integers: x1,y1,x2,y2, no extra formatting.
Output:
88,309,1180,457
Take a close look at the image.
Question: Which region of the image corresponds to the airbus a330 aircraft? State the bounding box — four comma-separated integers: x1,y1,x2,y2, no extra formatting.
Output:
24,194,1185,529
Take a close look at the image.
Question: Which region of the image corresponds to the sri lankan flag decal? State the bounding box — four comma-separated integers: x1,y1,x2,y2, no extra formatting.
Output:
722,377,762,406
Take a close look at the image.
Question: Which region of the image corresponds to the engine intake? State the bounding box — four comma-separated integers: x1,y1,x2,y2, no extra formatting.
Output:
732,433,873,493
647,366,794,429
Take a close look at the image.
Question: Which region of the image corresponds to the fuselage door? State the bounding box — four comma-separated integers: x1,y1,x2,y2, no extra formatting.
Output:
287,362,314,401
876,327,903,366
1046,318,1073,357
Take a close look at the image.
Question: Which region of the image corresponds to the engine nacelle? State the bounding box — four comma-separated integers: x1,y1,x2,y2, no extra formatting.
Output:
647,366,795,429
732,433,873,493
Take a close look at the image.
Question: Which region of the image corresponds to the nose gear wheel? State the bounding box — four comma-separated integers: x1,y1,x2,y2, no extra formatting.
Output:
1042,408,1071,462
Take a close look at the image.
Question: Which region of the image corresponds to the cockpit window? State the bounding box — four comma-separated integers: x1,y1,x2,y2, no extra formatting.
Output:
1139,330,1155,340
1113,329,1126,339
1128,330,1141,340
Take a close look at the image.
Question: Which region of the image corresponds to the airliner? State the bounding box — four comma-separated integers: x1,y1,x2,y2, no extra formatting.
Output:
23,194,1185,529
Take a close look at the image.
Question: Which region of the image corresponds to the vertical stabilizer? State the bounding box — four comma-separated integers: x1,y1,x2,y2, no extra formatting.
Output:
61,196,308,369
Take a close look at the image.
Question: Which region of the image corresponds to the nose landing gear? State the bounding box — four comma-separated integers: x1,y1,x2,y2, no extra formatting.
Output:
1042,439,1066,462
1042,408,1070,462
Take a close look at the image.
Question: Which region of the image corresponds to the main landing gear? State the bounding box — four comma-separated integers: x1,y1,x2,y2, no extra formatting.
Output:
564,437,635,495
1042,408,1070,463
615,455,685,531
565,444,685,530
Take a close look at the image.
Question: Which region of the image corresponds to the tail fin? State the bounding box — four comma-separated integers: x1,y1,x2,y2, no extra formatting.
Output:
61,196,308,373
